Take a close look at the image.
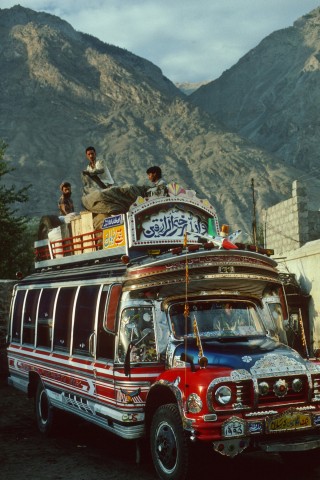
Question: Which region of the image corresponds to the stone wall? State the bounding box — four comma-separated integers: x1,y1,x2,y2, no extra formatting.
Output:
264,180,320,255
0,280,15,379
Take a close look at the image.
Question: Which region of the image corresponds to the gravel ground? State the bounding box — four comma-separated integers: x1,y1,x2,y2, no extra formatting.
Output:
0,379,156,480
1,375,320,480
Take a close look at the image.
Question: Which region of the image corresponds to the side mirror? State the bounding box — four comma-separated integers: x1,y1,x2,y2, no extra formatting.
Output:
180,352,196,372
266,328,277,339
124,342,134,377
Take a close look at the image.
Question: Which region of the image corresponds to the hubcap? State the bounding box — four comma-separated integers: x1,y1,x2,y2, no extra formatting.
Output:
155,422,177,473
39,390,49,424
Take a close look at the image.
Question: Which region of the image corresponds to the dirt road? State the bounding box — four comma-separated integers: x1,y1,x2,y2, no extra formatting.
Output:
1,376,320,480
0,379,156,480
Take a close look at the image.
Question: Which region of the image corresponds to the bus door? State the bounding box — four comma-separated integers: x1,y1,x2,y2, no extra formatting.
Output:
94,284,122,416
114,304,159,410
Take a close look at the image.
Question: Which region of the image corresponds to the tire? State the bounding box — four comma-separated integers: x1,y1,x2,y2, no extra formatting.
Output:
35,382,55,435
37,215,62,240
150,404,189,480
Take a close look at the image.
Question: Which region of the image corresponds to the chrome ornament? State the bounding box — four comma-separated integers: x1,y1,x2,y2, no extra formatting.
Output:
251,354,305,376
273,378,288,397
292,378,303,393
242,356,252,363
187,393,203,413
258,381,269,396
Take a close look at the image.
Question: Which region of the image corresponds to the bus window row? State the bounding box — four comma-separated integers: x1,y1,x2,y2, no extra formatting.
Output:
10,285,115,359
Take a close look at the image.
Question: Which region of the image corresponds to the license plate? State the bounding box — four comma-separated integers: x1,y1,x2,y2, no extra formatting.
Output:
223,417,246,437
266,410,312,433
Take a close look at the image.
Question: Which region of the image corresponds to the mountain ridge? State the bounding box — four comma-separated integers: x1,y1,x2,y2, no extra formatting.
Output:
1,5,319,238
190,6,320,189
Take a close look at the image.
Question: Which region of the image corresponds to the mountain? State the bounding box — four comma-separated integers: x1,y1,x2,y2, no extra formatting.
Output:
175,81,210,95
0,5,318,236
190,7,320,192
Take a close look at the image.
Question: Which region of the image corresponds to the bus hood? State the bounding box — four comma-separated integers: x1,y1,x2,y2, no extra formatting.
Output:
172,336,309,372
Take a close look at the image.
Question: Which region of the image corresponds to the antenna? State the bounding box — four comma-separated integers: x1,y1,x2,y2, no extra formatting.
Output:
251,178,257,247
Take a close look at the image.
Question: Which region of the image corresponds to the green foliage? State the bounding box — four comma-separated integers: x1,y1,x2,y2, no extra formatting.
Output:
256,224,265,247
247,223,265,247
0,141,33,278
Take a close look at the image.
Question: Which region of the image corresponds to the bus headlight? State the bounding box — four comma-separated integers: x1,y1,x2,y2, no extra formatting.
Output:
215,386,232,405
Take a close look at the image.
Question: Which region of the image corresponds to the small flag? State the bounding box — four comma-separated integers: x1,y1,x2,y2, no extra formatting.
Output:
208,218,217,237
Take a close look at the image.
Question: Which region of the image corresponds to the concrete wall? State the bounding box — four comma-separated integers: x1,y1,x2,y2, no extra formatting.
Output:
264,180,320,255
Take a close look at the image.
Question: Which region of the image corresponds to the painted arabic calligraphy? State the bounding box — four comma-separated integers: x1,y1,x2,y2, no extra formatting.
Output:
141,209,207,240
103,225,126,249
268,412,311,432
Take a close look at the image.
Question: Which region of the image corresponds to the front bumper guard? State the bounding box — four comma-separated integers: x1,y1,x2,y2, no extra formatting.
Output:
259,435,320,453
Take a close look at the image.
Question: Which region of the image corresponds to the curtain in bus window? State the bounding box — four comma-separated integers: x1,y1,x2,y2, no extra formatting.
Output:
53,287,77,353
22,289,41,345
73,285,100,356
268,302,287,343
37,288,58,348
11,290,26,343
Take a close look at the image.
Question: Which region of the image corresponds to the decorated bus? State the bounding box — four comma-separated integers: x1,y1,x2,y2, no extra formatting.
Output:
7,186,320,480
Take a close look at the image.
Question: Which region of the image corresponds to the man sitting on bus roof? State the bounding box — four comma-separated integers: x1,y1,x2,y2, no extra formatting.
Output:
146,166,168,197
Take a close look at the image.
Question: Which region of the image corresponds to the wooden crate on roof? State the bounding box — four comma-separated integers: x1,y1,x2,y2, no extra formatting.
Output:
70,211,95,254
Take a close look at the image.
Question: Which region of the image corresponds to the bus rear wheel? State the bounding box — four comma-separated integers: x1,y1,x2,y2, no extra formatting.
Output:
35,382,55,435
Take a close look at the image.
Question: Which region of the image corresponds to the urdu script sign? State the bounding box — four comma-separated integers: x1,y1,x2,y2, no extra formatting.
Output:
140,208,207,241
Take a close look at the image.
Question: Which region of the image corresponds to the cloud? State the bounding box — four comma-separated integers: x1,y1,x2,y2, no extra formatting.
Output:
1,0,320,82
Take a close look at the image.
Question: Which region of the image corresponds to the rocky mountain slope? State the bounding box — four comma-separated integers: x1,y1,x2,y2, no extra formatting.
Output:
175,81,209,95
1,5,318,236
190,7,320,196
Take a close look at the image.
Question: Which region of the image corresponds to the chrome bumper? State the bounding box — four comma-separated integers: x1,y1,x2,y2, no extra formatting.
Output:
260,436,320,453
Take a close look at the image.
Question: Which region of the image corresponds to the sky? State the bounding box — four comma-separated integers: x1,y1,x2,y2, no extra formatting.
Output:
1,0,320,83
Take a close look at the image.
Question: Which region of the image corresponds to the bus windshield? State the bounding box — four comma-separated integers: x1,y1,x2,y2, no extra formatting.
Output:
168,300,266,339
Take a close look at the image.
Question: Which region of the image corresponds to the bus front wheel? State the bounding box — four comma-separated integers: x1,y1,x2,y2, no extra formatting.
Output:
150,403,189,480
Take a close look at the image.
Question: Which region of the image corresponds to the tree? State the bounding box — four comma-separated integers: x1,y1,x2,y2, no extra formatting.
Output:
0,141,33,278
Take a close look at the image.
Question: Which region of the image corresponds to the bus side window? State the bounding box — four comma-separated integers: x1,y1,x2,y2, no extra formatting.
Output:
96,287,116,360
53,287,77,353
22,289,41,346
11,290,26,343
72,285,100,357
37,288,57,349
